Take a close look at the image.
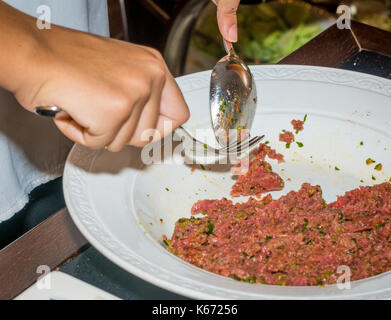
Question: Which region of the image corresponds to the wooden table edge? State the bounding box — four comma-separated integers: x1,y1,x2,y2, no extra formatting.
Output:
0,208,88,299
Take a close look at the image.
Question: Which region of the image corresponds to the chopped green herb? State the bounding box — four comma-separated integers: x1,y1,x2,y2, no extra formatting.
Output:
162,239,171,247
296,142,304,148
236,212,247,219
372,175,376,181
265,236,272,240
360,141,364,146
231,275,256,283
374,163,383,171
242,251,248,257
203,143,208,149
302,218,309,232
334,166,340,171
165,187,170,191
243,275,257,283
219,101,230,111
200,164,205,170
306,239,313,245
277,245,285,250
264,141,270,145
178,218,189,227
360,179,364,183
206,222,215,236
286,143,291,149
316,279,325,286
366,158,376,165
376,223,386,229
303,114,308,122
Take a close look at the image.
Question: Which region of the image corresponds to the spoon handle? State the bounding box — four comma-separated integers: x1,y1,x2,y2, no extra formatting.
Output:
222,39,236,56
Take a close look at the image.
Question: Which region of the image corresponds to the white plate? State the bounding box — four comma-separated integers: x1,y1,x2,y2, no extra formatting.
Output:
64,65,391,299
15,271,120,300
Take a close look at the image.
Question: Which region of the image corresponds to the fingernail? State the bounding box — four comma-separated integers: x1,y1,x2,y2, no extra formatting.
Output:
228,24,237,43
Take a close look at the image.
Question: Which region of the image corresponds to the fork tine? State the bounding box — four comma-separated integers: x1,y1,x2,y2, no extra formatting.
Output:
220,135,264,155
232,136,263,154
230,137,257,153
220,136,257,153
219,139,245,153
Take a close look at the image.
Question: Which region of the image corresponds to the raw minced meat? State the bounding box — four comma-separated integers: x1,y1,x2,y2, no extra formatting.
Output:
230,143,284,197
170,182,391,286
291,119,304,132
279,131,295,144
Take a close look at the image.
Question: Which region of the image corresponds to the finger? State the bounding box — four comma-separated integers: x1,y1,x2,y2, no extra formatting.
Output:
159,73,189,130
54,118,116,149
104,99,145,151
126,86,162,147
215,0,240,43
108,77,163,150
53,118,86,145
154,114,182,142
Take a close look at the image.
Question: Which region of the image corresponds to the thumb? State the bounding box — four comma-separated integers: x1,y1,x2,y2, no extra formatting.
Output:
214,0,240,43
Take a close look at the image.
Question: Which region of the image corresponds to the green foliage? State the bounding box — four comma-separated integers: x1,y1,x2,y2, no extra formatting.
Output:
193,2,323,64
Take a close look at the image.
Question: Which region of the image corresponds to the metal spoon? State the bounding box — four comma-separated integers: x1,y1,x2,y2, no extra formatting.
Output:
210,40,257,146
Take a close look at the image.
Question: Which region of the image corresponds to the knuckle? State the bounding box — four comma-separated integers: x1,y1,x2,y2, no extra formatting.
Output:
148,60,166,80
111,91,132,118
133,80,151,102
145,47,163,60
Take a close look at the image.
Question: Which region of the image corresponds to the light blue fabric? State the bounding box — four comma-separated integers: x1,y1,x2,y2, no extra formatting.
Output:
0,0,109,222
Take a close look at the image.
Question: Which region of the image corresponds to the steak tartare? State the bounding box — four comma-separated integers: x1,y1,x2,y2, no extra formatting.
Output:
291,119,304,132
231,144,284,197
170,182,391,286
279,131,295,144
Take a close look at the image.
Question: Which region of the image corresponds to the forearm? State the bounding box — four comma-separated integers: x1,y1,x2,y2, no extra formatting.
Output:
0,1,43,94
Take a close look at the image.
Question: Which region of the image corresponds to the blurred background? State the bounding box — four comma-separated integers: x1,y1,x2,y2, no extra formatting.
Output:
108,0,391,75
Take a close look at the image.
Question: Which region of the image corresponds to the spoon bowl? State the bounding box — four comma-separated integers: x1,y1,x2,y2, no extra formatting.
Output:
210,43,257,146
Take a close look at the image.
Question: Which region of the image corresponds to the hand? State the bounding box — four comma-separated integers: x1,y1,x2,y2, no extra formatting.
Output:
12,24,190,151
212,0,240,43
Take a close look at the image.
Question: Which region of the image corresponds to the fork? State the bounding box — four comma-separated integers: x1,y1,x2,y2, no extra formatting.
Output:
34,106,263,162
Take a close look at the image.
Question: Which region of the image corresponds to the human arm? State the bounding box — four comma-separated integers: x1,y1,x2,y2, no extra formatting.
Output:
0,1,189,151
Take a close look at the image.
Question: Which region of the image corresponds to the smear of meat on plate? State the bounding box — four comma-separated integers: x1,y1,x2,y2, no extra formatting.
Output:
230,144,284,198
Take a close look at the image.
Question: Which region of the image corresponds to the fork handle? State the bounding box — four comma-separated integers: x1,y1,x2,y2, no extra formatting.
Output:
34,106,69,119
